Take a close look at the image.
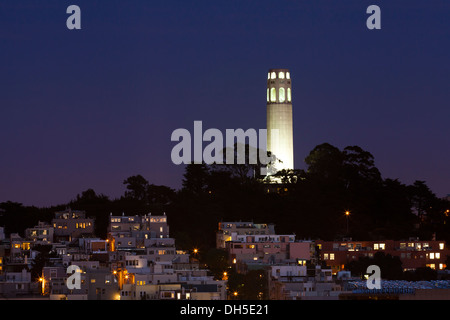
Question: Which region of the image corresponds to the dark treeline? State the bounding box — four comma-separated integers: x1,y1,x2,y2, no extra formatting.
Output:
1,143,449,254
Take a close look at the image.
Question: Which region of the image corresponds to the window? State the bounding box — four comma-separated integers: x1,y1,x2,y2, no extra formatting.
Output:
279,87,285,103
435,252,440,259
267,88,269,102
330,253,335,260
271,72,276,79
278,72,285,79
287,88,291,102
286,72,290,79
267,73,270,80
430,253,435,259
324,253,329,260
439,243,445,250
270,87,276,102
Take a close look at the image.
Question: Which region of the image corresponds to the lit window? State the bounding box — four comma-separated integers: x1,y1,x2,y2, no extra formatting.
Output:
270,87,276,102
379,243,385,250
279,87,285,103
436,252,440,259
374,244,379,250
439,243,444,250
271,72,276,79
278,72,285,79
324,253,329,260
430,253,435,259
330,253,335,260
287,88,291,102
286,72,290,79
267,88,269,102
267,73,270,80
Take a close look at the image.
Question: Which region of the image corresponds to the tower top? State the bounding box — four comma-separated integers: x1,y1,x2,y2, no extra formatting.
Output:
267,68,292,104
267,69,290,80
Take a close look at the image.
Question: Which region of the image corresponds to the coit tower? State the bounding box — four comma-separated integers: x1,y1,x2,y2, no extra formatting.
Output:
266,68,294,173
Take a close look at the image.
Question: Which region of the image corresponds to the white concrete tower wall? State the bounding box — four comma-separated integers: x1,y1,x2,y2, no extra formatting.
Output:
266,68,294,173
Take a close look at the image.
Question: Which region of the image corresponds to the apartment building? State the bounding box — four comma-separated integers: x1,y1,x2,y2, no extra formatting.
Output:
316,238,449,274
225,231,314,273
216,221,276,249
268,264,345,300
52,209,94,242
25,221,54,245
108,213,170,250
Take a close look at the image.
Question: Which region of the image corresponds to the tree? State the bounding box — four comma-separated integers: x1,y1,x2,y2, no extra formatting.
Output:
147,184,176,205
72,188,109,205
123,175,150,202
343,145,382,184
202,248,229,280
407,180,437,222
181,163,210,195
305,143,344,181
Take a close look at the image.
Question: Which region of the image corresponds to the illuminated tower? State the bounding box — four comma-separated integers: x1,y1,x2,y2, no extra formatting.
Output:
266,68,294,174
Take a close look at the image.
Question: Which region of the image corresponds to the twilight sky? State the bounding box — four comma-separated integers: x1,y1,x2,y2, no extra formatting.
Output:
0,0,449,207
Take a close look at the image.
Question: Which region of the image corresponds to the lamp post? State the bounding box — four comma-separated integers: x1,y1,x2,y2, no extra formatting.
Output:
345,211,350,234
39,277,45,295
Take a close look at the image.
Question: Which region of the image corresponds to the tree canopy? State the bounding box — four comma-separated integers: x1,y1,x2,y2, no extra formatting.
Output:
1,142,449,253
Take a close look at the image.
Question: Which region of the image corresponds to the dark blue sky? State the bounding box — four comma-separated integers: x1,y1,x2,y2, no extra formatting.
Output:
1,0,449,206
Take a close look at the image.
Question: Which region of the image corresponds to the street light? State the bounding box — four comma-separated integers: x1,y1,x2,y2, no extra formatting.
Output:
39,277,45,295
345,211,351,234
